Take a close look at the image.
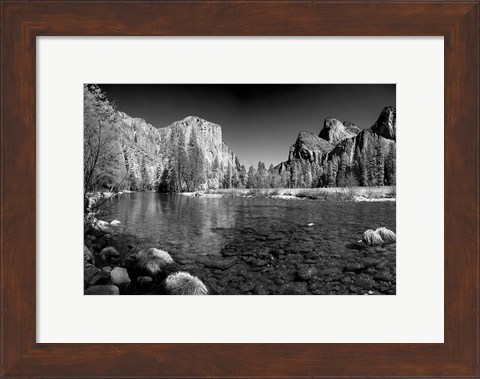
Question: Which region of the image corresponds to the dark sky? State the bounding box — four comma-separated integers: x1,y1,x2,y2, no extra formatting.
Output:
98,84,395,167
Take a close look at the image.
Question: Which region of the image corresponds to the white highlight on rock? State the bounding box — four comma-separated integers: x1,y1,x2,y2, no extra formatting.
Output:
164,271,209,295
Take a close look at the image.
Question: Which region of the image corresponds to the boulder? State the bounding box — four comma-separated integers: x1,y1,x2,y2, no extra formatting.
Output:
375,227,396,243
125,247,175,277
84,264,101,288
84,244,95,265
85,285,120,295
89,270,111,286
362,229,384,245
110,219,121,226
100,246,121,263
98,224,115,234
110,267,131,287
164,271,208,295
137,276,153,289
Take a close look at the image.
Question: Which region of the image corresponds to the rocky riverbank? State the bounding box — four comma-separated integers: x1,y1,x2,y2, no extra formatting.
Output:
84,219,209,295
84,214,396,295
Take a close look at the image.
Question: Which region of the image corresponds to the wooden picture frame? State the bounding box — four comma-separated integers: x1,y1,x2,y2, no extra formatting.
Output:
1,1,478,377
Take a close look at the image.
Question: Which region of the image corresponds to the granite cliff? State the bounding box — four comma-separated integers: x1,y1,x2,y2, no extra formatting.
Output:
277,106,396,187
113,113,238,191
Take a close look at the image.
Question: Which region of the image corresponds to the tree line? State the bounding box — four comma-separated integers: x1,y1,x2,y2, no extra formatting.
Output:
84,84,396,197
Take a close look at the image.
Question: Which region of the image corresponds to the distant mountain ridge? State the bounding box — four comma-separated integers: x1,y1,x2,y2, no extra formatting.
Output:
110,106,395,191
276,106,396,187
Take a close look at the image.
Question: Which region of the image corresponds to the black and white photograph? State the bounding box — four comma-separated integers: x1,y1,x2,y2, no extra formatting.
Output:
83,84,396,295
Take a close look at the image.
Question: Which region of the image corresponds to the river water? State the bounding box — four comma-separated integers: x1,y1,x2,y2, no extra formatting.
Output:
105,192,396,295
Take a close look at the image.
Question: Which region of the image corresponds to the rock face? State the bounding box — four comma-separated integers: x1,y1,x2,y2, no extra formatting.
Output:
164,116,236,168
371,106,396,141
114,113,239,191
319,118,361,145
288,131,334,164
278,106,396,187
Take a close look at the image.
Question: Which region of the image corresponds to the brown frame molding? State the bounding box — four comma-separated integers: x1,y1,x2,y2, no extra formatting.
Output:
1,1,478,377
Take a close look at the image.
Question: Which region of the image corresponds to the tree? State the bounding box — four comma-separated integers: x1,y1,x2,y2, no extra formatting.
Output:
326,156,339,187
84,84,124,195
238,165,247,188
280,168,289,188
385,145,396,185
290,162,298,188
186,129,205,190
231,165,240,188
304,164,313,188
374,143,385,186
267,164,280,188
223,162,232,189
154,163,163,191
246,165,256,189
210,155,221,189
337,153,349,187
140,156,149,189
256,161,268,188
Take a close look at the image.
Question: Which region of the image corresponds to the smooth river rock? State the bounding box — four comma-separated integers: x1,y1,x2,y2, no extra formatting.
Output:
85,285,120,295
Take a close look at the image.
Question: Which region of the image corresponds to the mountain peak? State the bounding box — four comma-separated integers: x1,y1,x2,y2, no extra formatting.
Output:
371,106,396,140
319,117,360,145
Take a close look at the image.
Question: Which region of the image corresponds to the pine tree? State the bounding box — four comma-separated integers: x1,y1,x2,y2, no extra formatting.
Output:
140,156,149,190
256,161,267,188
337,153,349,187
211,155,220,189
304,164,313,188
154,164,163,191
385,145,396,185
238,165,247,188
176,129,189,191
374,143,385,186
280,169,289,188
290,162,298,188
187,129,205,190
246,165,256,189
223,163,232,189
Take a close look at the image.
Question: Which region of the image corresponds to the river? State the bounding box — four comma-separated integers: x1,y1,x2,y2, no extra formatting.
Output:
105,192,396,295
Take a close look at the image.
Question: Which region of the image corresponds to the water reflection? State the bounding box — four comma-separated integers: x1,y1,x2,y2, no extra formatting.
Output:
108,193,396,258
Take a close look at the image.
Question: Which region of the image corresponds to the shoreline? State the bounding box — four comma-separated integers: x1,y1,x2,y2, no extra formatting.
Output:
179,187,396,202
88,186,396,203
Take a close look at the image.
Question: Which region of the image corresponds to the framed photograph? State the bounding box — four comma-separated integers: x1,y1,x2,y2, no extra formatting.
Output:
1,1,478,378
